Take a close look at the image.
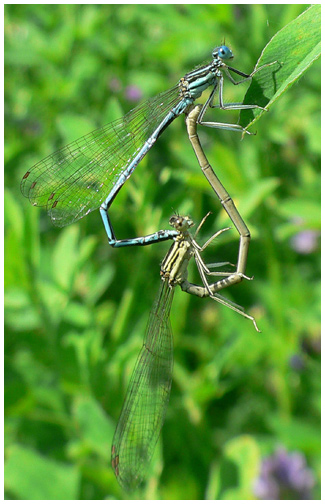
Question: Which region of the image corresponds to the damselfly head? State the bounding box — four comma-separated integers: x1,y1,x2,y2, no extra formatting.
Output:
213,45,234,61
169,214,194,232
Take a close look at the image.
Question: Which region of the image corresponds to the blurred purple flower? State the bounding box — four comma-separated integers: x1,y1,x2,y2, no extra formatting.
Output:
109,77,122,92
125,85,143,102
290,230,319,254
253,446,315,499
289,353,305,371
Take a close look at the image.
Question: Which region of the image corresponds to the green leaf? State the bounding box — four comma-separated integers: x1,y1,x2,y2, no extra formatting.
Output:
276,198,320,228
240,5,321,129
4,189,25,242
225,436,260,484
63,301,92,327
5,445,80,499
210,435,261,499
72,395,114,459
238,177,280,218
56,114,97,145
52,225,80,291
102,97,125,124
267,415,321,454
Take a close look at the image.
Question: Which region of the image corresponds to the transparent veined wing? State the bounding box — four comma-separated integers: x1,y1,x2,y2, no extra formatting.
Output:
21,85,181,227
111,281,174,492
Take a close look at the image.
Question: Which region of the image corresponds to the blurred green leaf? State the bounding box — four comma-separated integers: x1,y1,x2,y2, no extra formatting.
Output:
52,226,80,291
63,301,92,327
211,436,260,499
276,198,320,227
5,445,80,499
222,436,260,499
56,114,97,145
238,177,280,218
72,395,114,459
268,415,320,454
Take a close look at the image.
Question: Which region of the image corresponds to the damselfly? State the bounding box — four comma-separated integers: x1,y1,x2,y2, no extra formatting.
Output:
21,45,275,248
111,213,259,492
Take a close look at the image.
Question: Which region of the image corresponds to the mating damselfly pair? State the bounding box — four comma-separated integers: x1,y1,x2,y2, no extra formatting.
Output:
111,104,261,492
21,44,276,492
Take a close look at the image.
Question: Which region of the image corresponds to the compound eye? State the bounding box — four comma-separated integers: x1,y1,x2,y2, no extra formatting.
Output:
213,45,233,61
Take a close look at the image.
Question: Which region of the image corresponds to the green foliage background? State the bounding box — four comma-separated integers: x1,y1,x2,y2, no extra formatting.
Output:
4,4,320,500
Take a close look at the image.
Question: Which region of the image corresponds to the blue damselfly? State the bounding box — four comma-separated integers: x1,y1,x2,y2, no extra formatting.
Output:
21,45,275,248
